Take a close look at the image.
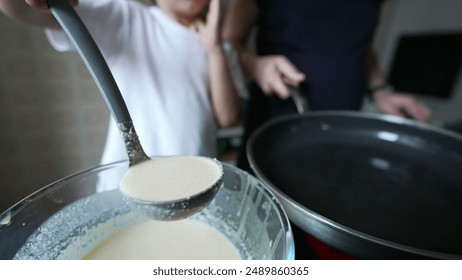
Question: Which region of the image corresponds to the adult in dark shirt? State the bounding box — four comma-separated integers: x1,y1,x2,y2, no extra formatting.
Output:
223,0,432,259
223,0,431,171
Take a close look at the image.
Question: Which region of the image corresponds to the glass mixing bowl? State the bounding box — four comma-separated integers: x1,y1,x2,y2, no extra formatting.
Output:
0,161,294,260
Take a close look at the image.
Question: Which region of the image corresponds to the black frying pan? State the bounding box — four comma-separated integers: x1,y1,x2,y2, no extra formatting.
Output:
247,109,462,259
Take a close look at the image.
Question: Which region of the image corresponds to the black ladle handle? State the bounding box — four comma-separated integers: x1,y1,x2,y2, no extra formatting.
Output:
48,0,148,165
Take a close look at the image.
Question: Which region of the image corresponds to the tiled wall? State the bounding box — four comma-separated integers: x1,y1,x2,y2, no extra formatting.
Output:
0,15,109,212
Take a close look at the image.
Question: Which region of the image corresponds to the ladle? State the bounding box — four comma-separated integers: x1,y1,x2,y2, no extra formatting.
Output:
47,0,223,220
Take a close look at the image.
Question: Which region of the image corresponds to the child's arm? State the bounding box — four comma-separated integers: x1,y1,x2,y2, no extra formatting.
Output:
191,0,241,128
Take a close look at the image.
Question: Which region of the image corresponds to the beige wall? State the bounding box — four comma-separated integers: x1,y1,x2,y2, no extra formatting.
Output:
0,15,109,212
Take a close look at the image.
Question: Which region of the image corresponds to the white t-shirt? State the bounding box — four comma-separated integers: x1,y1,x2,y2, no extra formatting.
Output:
46,0,218,191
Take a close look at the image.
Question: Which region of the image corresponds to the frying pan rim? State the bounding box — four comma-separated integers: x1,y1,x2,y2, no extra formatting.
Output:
246,110,462,259
250,110,462,142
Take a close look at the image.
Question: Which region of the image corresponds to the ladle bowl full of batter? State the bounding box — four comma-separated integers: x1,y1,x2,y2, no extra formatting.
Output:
0,161,294,260
120,156,224,221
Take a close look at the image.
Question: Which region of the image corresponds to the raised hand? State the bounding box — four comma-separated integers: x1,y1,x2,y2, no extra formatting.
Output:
190,0,222,54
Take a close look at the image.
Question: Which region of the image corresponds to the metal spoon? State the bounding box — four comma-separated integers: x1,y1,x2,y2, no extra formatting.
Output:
47,0,222,220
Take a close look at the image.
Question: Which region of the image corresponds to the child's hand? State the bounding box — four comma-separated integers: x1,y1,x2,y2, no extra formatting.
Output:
25,0,78,11
190,0,222,54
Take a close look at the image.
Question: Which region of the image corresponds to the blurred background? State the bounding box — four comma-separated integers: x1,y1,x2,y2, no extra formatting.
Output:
1,0,461,213
0,4,108,212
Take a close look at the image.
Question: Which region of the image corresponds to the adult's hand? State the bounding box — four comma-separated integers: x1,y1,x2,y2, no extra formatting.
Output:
374,90,432,123
253,55,306,99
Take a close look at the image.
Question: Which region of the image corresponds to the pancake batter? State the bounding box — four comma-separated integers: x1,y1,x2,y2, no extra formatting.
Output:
119,156,222,202
83,219,241,260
